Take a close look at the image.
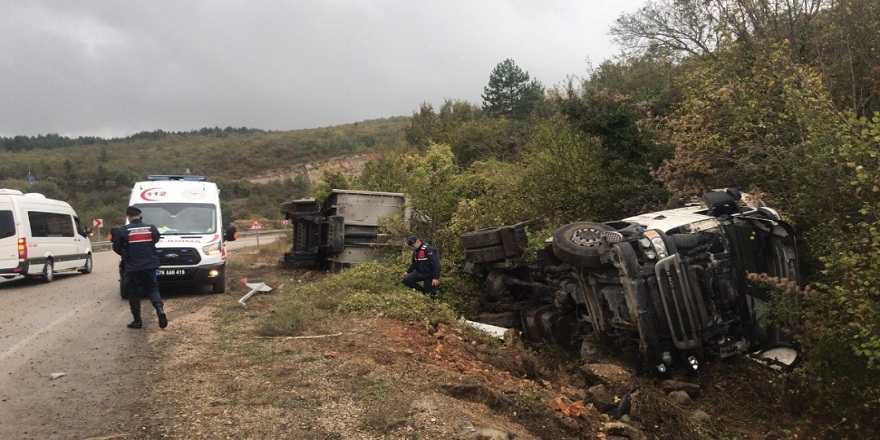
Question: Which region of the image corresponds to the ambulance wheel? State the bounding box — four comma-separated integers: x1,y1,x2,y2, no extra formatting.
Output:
212,273,226,294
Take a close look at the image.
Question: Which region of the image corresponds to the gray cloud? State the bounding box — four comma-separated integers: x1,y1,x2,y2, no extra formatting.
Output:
0,0,643,138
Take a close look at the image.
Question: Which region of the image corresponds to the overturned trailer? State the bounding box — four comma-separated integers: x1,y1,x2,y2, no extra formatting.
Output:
462,189,801,373
279,190,409,271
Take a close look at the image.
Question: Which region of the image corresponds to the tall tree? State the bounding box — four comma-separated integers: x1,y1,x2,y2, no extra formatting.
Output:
811,0,880,115
481,59,545,119
610,0,724,59
404,103,438,147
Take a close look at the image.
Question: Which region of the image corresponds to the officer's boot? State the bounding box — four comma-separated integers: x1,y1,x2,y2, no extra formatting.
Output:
127,310,142,329
155,304,168,329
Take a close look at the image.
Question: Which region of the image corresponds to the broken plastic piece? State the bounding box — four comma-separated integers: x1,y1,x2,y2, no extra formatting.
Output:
238,278,273,306
459,317,507,340
750,345,800,371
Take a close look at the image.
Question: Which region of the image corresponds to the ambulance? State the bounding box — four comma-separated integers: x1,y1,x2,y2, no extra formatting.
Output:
128,175,230,293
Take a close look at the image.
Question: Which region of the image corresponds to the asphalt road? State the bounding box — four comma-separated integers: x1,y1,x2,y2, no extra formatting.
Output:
0,234,279,439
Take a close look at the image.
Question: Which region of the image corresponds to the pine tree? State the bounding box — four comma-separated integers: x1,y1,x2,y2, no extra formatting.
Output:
481,59,544,119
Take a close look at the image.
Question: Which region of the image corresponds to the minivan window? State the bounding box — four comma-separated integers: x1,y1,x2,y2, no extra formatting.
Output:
28,211,74,237
74,217,88,237
0,210,14,239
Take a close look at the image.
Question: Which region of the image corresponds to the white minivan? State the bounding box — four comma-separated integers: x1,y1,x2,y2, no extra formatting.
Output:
128,175,229,294
0,189,93,282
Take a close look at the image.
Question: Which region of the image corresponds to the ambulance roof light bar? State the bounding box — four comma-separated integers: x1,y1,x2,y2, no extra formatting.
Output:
147,175,206,181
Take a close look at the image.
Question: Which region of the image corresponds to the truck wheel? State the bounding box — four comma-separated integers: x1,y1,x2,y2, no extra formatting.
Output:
42,260,55,283
551,222,615,268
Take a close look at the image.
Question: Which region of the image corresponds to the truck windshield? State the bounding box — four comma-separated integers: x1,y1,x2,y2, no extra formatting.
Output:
136,203,217,235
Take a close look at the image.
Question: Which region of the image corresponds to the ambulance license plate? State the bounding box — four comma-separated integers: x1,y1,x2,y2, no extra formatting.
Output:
158,269,186,276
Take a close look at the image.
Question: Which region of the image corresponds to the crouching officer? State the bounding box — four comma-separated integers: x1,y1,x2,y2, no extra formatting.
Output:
402,235,440,299
113,206,167,329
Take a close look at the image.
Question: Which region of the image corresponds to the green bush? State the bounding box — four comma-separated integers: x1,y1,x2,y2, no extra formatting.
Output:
257,262,459,337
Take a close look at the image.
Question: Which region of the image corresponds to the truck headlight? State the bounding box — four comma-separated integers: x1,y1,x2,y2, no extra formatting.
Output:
202,241,221,255
645,230,668,259
651,237,667,259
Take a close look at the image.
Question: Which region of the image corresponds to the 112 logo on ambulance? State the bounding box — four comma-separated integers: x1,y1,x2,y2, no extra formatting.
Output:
140,188,167,201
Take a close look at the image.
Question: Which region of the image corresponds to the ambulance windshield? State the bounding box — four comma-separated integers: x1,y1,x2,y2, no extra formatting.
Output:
136,203,217,235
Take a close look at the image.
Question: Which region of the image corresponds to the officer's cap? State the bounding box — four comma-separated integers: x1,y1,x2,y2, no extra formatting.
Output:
406,235,419,245
125,206,142,216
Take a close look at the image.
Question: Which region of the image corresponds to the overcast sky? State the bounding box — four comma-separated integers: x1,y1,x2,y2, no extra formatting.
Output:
0,0,645,139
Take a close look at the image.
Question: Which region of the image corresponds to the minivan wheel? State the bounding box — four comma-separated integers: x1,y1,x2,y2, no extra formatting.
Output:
42,260,55,283
79,255,93,274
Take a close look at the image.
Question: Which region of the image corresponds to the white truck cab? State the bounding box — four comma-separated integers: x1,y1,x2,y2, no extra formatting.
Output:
128,175,228,293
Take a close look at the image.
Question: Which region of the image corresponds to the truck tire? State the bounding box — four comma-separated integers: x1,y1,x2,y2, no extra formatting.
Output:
552,222,615,268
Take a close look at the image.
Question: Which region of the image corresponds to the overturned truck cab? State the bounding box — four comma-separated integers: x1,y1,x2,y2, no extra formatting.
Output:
462,188,800,373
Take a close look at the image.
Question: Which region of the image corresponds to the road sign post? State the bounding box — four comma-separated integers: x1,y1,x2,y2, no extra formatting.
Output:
93,219,103,239
250,220,263,246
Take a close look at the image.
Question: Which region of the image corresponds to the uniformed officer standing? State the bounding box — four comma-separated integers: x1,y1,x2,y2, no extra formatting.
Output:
401,235,441,299
113,206,167,329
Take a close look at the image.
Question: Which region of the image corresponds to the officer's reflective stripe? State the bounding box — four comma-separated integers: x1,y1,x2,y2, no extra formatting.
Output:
128,227,153,243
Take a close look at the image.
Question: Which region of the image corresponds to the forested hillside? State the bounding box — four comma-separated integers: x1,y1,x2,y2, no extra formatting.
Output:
0,117,408,226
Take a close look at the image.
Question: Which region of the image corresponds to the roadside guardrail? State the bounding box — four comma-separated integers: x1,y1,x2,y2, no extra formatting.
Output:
90,229,287,250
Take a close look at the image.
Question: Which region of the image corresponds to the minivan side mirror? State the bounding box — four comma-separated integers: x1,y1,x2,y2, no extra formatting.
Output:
225,226,237,241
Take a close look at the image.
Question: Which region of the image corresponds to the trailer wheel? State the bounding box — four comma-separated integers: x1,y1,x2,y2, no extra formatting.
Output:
551,222,615,268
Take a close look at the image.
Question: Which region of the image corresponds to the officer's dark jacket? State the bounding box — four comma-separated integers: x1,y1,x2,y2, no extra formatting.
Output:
407,243,440,279
112,218,161,272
